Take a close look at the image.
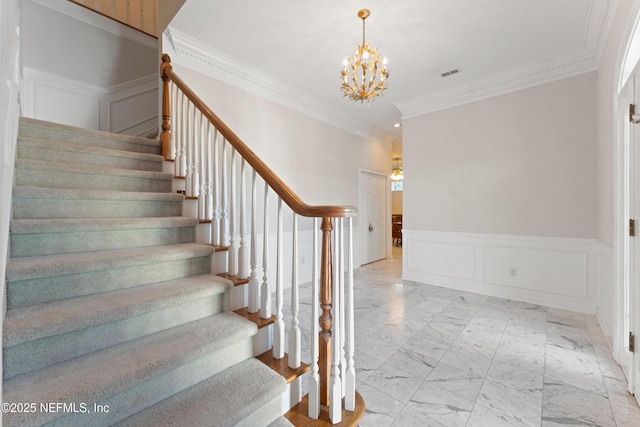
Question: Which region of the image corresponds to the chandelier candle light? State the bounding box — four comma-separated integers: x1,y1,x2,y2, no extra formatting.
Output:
391,157,403,181
341,9,389,103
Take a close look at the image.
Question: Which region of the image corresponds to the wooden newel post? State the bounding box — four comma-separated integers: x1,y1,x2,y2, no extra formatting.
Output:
319,216,333,406
160,54,172,160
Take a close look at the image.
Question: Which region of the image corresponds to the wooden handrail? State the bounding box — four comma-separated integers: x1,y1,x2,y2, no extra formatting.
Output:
161,54,357,219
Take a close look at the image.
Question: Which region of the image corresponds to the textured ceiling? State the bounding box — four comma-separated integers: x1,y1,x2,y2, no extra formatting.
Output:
169,0,611,147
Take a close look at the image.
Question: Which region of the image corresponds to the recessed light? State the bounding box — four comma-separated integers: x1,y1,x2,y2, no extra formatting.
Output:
393,123,401,128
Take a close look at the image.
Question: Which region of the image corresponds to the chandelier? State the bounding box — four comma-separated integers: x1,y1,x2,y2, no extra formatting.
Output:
391,158,403,181
340,9,389,103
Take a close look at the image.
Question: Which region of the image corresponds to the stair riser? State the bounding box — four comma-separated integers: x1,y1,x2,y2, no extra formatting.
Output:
10,227,197,257
35,338,254,427
12,198,183,219
4,293,230,379
15,168,172,193
7,256,212,309
18,142,163,172
19,123,160,155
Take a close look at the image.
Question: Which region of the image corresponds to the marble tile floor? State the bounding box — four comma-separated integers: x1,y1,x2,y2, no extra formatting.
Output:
282,247,640,426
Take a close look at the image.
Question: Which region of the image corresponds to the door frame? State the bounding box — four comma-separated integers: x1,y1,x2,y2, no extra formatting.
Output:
619,74,638,396
357,168,391,267
614,1,640,404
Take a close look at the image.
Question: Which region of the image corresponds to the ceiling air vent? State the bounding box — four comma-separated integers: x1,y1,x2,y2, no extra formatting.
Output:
441,68,461,78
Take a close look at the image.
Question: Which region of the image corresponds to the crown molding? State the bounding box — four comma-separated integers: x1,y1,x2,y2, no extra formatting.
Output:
165,27,392,145
396,0,611,118
28,0,158,50
396,55,599,118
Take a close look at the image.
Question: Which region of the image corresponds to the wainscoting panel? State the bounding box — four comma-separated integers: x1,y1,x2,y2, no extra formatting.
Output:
23,68,102,130
23,68,158,137
484,245,587,298
596,242,614,348
108,76,158,136
403,230,599,313
407,239,476,282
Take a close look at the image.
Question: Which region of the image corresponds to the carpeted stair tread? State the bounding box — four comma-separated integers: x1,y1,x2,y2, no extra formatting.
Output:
10,216,198,234
3,312,257,427
16,158,173,185
12,186,185,220
18,136,164,171
13,185,184,202
9,217,200,257
15,158,172,193
4,273,232,347
6,243,214,282
117,358,287,427
19,117,160,155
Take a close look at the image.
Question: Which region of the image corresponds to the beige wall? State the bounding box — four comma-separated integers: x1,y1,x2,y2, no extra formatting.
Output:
391,189,403,215
403,72,598,238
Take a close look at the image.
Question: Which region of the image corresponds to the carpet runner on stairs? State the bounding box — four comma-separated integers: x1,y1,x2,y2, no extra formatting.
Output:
3,118,288,426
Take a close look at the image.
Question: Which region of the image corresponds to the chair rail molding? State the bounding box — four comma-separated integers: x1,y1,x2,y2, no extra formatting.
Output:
403,229,600,314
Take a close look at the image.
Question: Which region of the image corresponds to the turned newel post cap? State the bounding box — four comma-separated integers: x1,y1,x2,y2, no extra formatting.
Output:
161,54,172,74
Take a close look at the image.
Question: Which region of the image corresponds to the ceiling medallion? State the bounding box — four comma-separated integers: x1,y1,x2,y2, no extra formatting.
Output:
340,9,389,104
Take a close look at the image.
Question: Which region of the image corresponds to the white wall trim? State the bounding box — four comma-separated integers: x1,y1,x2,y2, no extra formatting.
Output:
396,1,611,117
28,0,158,49
396,0,612,117
22,67,158,136
403,230,599,314
597,240,615,349
164,27,392,146
1,0,22,409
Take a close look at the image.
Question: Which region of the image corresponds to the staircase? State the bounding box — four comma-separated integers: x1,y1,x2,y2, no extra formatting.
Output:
3,118,291,426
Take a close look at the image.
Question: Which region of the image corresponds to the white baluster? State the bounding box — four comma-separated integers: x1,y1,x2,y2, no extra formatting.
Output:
205,124,213,227
330,216,343,423
221,139,229,246
289,213,301,368
260,183,272,319
308,217,320,419
238,159,249,278
273,198,285,360
345,217,356,411
176,93,186,178
228,149,238,276
339,217,346,398
191,105,199,200
248,170,259,313
170,83,177,160
212,129,221,246
184,101,193,196
197,113,205,220
196,113,205,220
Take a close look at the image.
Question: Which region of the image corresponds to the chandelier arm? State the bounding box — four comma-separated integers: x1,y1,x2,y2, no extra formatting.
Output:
340,8,387,102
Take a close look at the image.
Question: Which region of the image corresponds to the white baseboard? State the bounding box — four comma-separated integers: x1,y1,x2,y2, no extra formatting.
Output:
403,230,599,314
596,241,614,348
